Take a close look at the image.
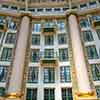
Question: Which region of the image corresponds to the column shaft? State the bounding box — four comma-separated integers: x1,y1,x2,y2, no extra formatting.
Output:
7,16,30,95
68,14,91,92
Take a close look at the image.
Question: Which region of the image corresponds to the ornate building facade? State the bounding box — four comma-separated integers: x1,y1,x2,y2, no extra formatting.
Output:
0,0,100,100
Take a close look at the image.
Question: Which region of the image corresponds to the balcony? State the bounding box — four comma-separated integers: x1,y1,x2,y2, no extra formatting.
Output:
0,19,6,32
40,52,58,67
93,20,100,27
92,16,100,28
41,22,57,35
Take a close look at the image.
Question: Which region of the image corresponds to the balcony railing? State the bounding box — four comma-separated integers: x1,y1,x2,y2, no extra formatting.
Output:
41,22,57,34
93,20,100,27
40,51,58,66
91,16,100,27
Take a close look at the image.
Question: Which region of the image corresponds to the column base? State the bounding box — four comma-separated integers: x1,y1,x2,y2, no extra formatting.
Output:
5,98,21,100
74,91,98,100
5,92,23,100
0,96,5,100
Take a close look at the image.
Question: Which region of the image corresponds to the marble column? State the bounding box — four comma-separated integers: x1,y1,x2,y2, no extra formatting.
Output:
6,14,31,100
68,13,97,100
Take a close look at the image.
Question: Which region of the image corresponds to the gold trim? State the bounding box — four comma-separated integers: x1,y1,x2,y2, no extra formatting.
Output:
6,92,23,98
76,91,94,97
74,91,98,100
66,9,78,17
20,12,32,19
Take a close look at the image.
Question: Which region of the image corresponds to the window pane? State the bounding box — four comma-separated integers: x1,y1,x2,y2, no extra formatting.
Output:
26,88,37,100
44,88,55,100
0,66,8,82
32,34,40,45
62,88,73,100
27,67,38,83
57,20,65,31
96,29,100,39
33,23,41,32
44,49,54,58
0,87,5,96
0,32,3,40
58,34,67,44
44,68,55,83
7,20,17,30
60,66,71,82
80,19,89,28
86,46,99,59
0,48,12,61
45,35,54,45
82,30,94,42
95,86,100,98
5,33,16,44
30,49,40,62
91,64,100,81
59,48,69,61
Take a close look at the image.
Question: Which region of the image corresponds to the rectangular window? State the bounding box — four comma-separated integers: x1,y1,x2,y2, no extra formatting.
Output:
0,66,8,82
46,8,52,12
96,29,100,39
43,20,54,28
0,16,5,24
0,87,5,96
45,35,54,45
58,34,67,44
80,4,87,9
26,88,37,100
44,68,55,83
5,33,16,44
27,67,38,83
61,88,73,100
86,46,99,59
44,88,55,100
95,86,100,98
0,32,3,41
89,1,97,8
33,23,41,32
60,66,71,82
82,30,94,42
91,64,100,81
30,49,40,62
0,48,12,61
32,34,40,45
80,19,89,28
57,20,65,31
44,49,54,59
7,20,17,30
59,48,69,62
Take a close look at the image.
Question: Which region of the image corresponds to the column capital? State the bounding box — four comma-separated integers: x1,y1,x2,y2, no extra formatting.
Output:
20,11,32,19
66,9,78,18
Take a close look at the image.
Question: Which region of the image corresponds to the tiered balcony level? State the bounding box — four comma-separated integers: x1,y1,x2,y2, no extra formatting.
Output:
92,16,100,28
40,52,58,67
41,22,57,35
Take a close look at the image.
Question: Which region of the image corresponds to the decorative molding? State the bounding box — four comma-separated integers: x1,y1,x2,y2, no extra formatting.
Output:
6,92,23,98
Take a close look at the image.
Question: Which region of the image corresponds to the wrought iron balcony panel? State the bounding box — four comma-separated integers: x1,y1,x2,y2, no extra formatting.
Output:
93,20,100,28
0,23,6,32
40,52,58,67
41,27,57,35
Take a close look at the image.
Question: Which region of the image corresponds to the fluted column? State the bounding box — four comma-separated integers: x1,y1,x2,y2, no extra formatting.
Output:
6,14,31,100
68,13,97,100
